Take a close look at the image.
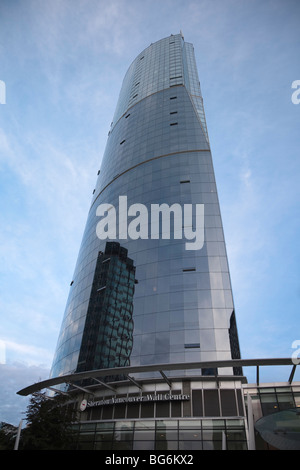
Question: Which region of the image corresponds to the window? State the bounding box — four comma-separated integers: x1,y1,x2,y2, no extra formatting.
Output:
185,343,200,348
220,390,237,416
204,390,220,416
156,401,170,418
192,390,203,416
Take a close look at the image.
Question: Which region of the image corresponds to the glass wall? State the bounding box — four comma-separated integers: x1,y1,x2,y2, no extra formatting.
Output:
258,387,296,416
50,34,241,382
73,419,247,451
76,242,136,373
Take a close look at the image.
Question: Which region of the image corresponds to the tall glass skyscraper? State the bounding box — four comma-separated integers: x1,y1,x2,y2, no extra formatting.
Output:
50,32,241,383
18,34,299,451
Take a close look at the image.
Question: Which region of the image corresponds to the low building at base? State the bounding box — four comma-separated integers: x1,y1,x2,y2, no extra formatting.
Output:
17,359,300,450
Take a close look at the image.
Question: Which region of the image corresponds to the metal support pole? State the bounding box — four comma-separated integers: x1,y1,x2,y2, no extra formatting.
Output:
14,420,23,450
247,393,256,450
159,370,172,388
288,364,297,384
222,431,227,450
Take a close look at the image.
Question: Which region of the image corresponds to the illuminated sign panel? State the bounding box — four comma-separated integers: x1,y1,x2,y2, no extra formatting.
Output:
80,393,190,410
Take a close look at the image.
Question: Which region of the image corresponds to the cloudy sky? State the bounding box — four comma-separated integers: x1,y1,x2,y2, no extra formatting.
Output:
0,0,299,426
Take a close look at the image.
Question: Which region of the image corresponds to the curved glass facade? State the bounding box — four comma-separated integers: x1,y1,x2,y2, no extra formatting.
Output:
50,33,241,381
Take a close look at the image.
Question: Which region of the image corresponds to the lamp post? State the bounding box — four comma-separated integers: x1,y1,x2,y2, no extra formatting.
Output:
14,420,22,450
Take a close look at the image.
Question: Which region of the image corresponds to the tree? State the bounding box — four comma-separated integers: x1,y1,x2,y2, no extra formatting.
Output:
20,391,78,450
0,422,17,450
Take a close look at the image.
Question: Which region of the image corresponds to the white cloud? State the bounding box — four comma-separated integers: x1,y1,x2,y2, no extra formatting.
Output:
2,340,53,368
0,126,96,371
0,362,50,425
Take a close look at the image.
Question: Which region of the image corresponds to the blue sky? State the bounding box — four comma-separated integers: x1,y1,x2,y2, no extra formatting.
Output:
0,0,299,425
